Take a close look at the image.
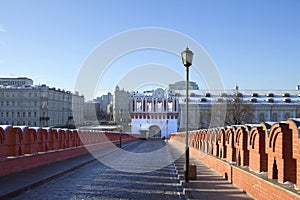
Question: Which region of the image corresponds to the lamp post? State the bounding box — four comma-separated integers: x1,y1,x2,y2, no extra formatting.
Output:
181,47,193,182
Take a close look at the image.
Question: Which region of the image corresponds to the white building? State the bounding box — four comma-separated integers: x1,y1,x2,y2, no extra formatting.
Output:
130,88,178,139
169,86,300,130
0,82,84,127
0,77,33,87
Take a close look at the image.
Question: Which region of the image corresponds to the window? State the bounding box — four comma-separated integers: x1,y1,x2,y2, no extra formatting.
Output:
168,102,173,112
200,98,207,102
235,93,243,97
249,98,257,102
265,98,274,103
259,113,265,122
157,102,163,112
220,93,227,97
216,98,224,102
136,101,142,112
285,113,290,119
271,113,278,121
282,93,290,97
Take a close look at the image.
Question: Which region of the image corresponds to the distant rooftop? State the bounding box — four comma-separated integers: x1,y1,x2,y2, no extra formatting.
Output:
0,77,33,87
171,89,300,105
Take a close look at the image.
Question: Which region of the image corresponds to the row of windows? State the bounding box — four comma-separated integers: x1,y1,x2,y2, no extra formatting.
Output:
0,111,38,118
175,92,300,98
196,98,298,103
258,112,292,122
1,92,72,101
0,92,39,97
0,101,72,108
0,101,38,107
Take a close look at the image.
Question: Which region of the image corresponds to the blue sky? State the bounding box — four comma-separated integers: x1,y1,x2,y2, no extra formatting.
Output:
0,0,299,100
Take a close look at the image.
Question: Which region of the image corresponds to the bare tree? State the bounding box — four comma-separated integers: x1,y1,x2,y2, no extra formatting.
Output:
224,93,255,126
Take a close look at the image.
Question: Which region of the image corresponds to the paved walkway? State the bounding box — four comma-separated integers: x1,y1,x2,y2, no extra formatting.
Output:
1,139,253,200
168,141,253,200
1,140,183,200
0,141,140,199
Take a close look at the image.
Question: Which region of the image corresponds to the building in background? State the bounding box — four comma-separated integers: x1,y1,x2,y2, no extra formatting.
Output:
83,100,100,125
0,77,33,87
130,88,178,139
113,86,130,132
95,92,112,114
166,80,199,92
0,78,84,127
168,84,300,130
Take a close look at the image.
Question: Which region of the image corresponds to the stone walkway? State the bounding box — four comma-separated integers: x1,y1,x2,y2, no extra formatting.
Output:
1,140,254,199
168,141,253,199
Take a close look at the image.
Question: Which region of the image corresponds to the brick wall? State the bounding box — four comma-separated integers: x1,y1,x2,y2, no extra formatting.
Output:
170,118,300,199
0,126,138,177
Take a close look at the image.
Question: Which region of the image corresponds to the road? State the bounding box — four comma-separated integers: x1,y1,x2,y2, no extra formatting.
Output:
11,140,183,200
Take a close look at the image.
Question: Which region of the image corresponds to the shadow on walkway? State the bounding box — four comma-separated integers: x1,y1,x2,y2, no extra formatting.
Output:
168,142,253,200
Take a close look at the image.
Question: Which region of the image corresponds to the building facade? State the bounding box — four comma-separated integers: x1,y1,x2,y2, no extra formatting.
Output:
0,82,84,127
168,86,300,130
113,86,131,131
0,77,33,87
130,88,178,138
95,92,112,114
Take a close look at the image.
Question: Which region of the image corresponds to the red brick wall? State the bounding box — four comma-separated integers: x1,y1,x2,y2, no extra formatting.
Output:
235,126,249,167
248,126,268,173
0,126,138,177
225,127,236,162
170,119,300,200
171,139,300,200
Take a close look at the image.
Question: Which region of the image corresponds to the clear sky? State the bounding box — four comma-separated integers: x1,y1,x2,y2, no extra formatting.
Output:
0,0,299,100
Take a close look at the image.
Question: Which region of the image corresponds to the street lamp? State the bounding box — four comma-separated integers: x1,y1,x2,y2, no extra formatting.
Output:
181,47,193,182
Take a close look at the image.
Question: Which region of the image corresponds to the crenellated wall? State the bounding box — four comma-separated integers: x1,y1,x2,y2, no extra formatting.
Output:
170,118,300,200
0,126,138,177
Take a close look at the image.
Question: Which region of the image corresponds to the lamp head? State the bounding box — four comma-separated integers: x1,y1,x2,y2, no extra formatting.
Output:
181,47,193,68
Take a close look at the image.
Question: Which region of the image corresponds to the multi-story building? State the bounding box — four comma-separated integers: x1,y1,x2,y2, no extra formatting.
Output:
113,86,131,131
166,80,199,92
0,80,84,127
0,77,33,87
83,100,99,124
168,84,300,130
95,92,112,114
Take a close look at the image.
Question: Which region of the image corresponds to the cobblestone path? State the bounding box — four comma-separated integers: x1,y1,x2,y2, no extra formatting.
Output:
12,140,183,200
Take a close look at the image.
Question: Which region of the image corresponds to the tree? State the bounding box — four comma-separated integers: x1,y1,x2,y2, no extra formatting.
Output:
224,93,255,126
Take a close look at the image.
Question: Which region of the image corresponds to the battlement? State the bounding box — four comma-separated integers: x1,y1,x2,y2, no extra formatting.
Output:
0,126,137,176
170,119,300,200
